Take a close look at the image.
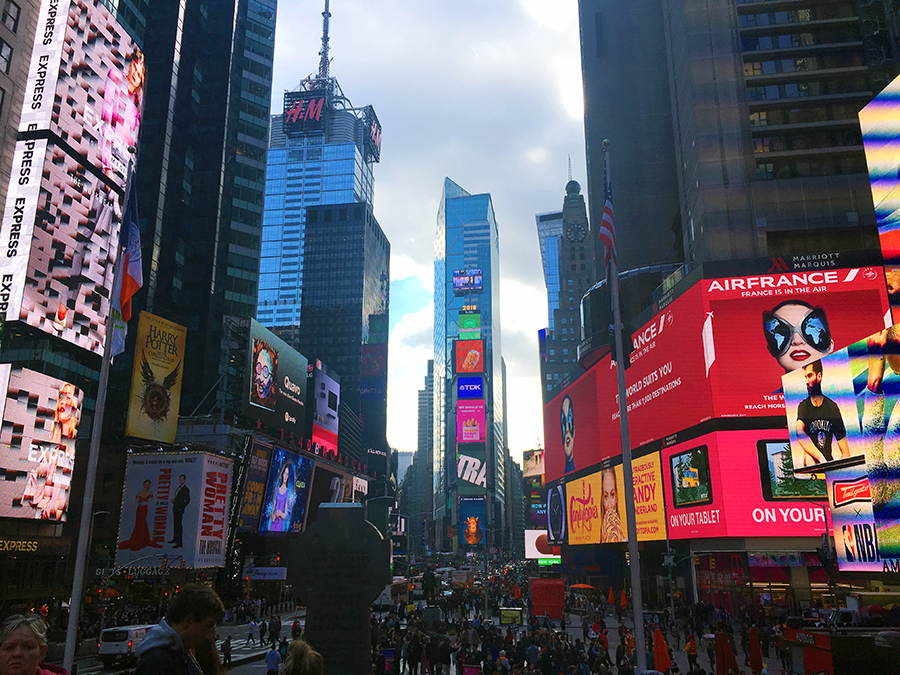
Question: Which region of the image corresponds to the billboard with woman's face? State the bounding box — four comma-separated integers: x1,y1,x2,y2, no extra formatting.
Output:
258,447,314,534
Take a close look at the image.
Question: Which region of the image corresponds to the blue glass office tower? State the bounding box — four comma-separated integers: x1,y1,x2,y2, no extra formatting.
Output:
256,82,378,333
433,178,507,552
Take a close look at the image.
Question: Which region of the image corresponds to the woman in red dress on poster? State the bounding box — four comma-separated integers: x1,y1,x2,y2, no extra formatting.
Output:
118,479,162,550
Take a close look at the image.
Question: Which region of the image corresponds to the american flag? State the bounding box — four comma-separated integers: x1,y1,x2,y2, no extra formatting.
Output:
598,173,616,269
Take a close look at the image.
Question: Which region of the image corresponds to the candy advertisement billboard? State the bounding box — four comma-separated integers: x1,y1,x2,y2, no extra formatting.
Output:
245,319,309,444
116,453,233,568
0,365,82,521
20,0,145,192
662,430,827,539
783,324,900,557
258,447,314,534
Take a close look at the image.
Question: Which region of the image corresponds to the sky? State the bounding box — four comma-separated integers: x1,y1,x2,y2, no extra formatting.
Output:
270,0,588,465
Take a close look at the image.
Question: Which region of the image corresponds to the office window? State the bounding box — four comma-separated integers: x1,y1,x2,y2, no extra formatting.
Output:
0,39,11,73
0,88,6,117
1,1,18,33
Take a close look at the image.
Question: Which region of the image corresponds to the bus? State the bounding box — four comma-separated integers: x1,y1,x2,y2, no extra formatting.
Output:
681,467,699,488
373,576,408,610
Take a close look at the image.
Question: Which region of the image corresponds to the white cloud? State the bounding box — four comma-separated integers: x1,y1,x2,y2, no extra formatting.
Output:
386,303,434,454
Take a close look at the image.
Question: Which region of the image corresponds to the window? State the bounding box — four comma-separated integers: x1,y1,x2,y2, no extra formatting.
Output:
0,87,6,117
0,39,11,74
2,1,18,33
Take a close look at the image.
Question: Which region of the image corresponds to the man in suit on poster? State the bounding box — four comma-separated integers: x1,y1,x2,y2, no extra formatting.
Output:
170,474,191,548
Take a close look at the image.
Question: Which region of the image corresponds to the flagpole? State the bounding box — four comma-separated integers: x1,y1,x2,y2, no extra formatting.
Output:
64,157,135,672
603,139,647,671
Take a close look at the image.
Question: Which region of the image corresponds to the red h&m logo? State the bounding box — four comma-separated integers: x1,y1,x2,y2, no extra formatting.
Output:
833,477,871,507
285,97,324,123
767,257,790,273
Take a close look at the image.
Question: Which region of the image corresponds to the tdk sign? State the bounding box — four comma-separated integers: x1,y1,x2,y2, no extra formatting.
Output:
457,377,483,399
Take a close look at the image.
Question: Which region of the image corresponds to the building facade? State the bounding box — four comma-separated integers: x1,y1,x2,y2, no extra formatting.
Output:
433,178,507,552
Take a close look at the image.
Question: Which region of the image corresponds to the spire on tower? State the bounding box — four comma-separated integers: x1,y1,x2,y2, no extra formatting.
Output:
568,155,572,182
319,0,331,79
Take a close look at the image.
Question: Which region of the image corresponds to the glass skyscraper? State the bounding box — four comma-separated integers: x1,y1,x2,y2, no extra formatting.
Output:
256,83,378,331
433,178,507,551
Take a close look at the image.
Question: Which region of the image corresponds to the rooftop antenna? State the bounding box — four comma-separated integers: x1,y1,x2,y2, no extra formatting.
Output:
319,0,331,79
568,155,572,181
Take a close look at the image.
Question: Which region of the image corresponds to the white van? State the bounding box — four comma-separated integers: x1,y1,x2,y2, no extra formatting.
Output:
98,624,156,668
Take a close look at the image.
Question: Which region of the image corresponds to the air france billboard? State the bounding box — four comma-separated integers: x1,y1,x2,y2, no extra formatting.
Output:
245,319,308,444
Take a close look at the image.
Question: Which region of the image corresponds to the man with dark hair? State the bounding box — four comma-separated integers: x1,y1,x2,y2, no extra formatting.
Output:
796,360,850,467
170,474,191,548
136,584,225,675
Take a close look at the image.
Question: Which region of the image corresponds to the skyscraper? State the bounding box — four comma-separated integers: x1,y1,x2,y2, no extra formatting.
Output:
433,178,506,551
536,180,597,400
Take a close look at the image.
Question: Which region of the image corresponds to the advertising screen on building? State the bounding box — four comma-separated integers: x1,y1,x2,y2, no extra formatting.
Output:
860,73,900,321
282,88,329,136
459,312,481,339
453,269,483,294
525,530,560,562
827,466,883,572
459,497,486,546
756,439,826,501
236,441,273,532
245,319,308,443
457,443,487,496
126,312,186,443
662,430,827,540
0,366,82,521
362,105,382,163
310,359,340,456
565,471,604,546
258,447,314,535
543,369,603,481
455,340,485,374
526,475,547,528
523,449,545,478
783,323,900,557
305,463,351,527
1,139,123,355
546,482,567,545
21,0,145,192
457,376,483,400
632,452,666,541
457,400,486,443
116,453,233,568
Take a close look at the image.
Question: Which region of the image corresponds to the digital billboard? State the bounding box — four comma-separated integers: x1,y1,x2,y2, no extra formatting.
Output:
0,366,82,521
860,73,900,320
631,452,666,541
783,324,900,557
459,312,481,339
457,400,486,443
305,463,350,527
525,530,560,562
756,439,826,501
116,453,233,568
282,89,329,136
546,482,567,545
543,369,603,480
20,0,145,192
455,340,484,374
459,497,486,546
126,312,186,443
522,449,545,478
362,106,382,163
526,475,546,528
245,319,308,444
566,471,604,545
457,376,483,399
662,430,827,540
457,443,487,496
453,269,483,294
236,441,273,532
258,447,314,535
310,359,340,457
1,139,123,355
827,466,882,572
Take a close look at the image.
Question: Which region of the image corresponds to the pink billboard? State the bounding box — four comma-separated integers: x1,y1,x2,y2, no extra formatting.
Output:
662,429,828,539
457,400,486,443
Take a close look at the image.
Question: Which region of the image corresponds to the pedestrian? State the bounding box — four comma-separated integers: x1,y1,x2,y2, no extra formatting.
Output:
269,616,280,648
247,619,256,645
0,614,67,675
265,643,281,675
259,617,268,645
135,583,225,675
281,639,323,675
705,635,715,671
222,635,232,666
685,634,698,671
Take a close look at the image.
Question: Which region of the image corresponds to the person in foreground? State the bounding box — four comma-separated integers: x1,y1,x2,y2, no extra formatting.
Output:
281,639,323,675
136,584,225,675
0,615,67,675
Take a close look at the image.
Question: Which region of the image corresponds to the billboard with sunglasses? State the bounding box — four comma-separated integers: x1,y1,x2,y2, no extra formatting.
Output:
543,369,604,481
783,323,900,558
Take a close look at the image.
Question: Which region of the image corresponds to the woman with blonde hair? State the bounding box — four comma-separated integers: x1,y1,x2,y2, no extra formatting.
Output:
282,639,323,675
